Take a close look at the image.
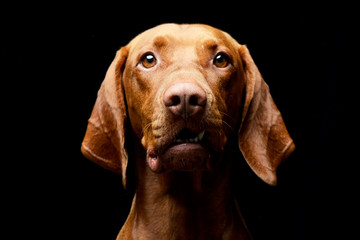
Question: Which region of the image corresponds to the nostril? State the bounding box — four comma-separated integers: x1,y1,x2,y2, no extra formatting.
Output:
189,94,206,106
189,95,198,106
164,91,181,107
169,95,181,106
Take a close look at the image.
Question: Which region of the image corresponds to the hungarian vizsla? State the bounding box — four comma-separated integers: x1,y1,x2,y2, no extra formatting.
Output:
81,23,295,240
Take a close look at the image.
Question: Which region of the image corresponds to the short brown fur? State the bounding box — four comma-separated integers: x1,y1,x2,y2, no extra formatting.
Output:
81,23,294,239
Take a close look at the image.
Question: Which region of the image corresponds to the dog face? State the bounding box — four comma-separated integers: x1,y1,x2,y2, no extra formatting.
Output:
81,24,294,186
122,24,245,173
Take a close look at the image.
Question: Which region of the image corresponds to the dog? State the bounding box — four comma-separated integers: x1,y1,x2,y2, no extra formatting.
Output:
81,23,295,239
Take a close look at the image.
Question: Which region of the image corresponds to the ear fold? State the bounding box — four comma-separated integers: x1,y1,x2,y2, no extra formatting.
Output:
81,47,129,187
238,45,295,186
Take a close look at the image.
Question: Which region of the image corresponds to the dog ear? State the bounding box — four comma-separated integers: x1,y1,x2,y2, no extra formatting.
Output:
238,45,295,186
81,47,129,187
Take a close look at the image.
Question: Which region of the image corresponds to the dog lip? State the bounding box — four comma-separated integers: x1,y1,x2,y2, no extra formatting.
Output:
164,129,208,156
146,129,210,172
161,142,210,171
166,142,207,153
147,150,162,172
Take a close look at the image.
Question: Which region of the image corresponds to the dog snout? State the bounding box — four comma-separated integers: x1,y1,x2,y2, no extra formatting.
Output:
163,82,207,120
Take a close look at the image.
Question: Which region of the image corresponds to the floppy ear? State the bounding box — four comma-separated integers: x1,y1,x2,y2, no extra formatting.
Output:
238,45,295,186
81,47,129,187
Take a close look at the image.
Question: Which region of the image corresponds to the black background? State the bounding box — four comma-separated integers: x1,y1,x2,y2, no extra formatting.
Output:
4,3,343,240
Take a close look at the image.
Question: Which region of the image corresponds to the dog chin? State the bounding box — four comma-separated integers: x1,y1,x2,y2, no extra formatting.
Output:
147,142,211,173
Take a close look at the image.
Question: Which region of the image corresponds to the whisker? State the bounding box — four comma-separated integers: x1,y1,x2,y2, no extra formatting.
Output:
222,120,235,134
218,111,236,133
207,115,236,134
143,122,152,133
218,111,236,123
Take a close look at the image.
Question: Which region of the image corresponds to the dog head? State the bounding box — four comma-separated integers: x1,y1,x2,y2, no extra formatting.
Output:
81,24,294,187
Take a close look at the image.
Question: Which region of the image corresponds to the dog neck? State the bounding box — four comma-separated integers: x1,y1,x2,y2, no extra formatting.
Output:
118,144,252,240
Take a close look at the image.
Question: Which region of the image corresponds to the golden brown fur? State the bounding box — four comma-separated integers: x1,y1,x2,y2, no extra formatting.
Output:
81,23,294,239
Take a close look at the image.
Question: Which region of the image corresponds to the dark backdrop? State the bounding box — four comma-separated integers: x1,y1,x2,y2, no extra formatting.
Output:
4,4,342,240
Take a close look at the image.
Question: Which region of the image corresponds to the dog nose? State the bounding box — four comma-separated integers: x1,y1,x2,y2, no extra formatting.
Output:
163,82,207,119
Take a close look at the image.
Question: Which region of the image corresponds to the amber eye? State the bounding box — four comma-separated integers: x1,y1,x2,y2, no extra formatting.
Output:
141,53,156,68
213,53,229,68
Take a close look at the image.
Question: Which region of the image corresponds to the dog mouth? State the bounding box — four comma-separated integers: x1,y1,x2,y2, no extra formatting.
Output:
172,129,205,144
147,129,211,173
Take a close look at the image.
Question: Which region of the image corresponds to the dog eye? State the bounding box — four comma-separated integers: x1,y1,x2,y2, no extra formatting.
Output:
141,53,157,68
213,53,229,68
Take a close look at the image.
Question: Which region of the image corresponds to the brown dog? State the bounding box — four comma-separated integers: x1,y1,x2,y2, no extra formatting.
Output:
81,23,295,240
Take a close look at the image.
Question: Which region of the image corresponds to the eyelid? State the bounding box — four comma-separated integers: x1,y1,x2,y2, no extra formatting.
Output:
138,51,153,63
215,51,232,61
137,51,158,68
213,51,233,68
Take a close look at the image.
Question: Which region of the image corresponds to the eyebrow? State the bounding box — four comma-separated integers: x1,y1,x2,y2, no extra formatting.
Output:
153,36,169,49
202,39,218,50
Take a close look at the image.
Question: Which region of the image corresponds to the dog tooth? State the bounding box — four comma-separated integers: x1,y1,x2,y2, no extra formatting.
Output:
198,131,205,141
189,138,194,142
194,137,199,143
